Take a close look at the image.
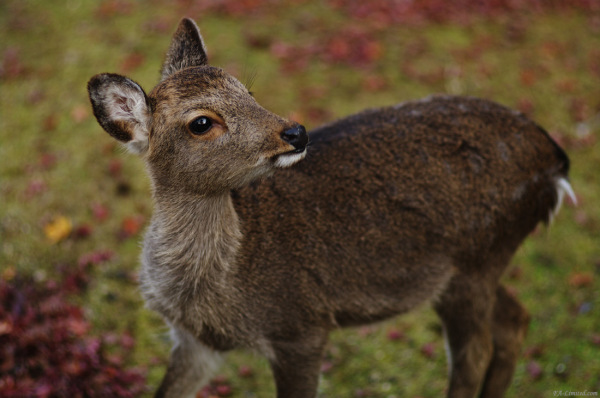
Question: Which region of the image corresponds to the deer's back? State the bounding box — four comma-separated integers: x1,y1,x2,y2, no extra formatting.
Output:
232,95,568,327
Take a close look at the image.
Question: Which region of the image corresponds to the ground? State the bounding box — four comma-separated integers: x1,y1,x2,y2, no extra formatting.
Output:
1,1,599,397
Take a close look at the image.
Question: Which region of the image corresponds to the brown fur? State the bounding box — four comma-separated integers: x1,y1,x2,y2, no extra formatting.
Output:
88,18,572,398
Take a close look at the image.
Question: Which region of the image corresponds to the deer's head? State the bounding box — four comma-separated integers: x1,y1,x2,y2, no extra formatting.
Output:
88,18,308,195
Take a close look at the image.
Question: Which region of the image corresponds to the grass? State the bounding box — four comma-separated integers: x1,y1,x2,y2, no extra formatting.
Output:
1,0,599,396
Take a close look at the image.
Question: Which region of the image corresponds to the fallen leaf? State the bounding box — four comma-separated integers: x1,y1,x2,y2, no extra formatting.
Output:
238,365,253,377
44,216,72,243
119,216,144,238
420,342,436,358
507,266,523,280
569,272,594,288
0,320,13,336
73,224,93,239
92,203,110,222
386,328,404,341
320,360,333,373
25,178,48,198
43,114,58,131
71,104,89,123
108,159,122,178
2,266,16,281
519,69,537,87
526,360,543,380
523,344,545,359
215,384,232,396
516,98,534,116
1,47,26,79
120,52,146,74
77,249,114,268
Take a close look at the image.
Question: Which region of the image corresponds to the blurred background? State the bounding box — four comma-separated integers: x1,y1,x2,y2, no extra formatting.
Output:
1,0,598,396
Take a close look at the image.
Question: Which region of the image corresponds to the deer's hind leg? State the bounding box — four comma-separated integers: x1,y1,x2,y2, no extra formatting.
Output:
434,274,496,398
479,285,530,398
155,327,224,398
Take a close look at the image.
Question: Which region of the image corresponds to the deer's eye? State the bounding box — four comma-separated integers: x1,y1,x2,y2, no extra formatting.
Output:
189,116,212,135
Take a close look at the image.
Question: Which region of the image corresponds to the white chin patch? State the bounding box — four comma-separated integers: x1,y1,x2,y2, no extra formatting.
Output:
274,149,307,168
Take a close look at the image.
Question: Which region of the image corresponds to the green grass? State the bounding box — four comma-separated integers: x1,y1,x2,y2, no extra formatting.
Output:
1,1,599,397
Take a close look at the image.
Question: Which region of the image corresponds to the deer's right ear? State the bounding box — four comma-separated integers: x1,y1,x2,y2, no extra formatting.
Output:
87,73,151,155
160,17,208,81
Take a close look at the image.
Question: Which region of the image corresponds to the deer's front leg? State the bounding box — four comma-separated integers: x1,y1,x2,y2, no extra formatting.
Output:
269,330,329,398
155,327,223,398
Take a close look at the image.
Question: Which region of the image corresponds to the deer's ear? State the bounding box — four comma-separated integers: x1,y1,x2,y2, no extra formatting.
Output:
160,17,208,81
87,73,151,155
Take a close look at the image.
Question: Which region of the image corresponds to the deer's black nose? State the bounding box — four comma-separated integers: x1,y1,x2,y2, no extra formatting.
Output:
281,125,309,152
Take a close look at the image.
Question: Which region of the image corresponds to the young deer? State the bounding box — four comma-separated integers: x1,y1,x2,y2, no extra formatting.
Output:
88,18,574,398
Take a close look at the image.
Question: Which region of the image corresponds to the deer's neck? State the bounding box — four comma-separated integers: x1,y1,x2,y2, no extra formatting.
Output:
141,190,242,320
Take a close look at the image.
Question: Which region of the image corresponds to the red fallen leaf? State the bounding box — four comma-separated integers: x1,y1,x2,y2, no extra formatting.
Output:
196,386,215,398
92,203,109,222
25,178,47,198
519,69,537,87
328,37,351,62
516,98,534,116
526,360,543,380
1,47,26,79
108,159,122,178
26,88,46,105
358,326,375,337
362,39,382,63
568,272,594,288
120,216,144,238
95,0,134,18
77,250,114,268
211,375,228,385
555,78,576,94
39,153,57,170
574,210,590,227
120,332,135,349
43,115,58,131
523,344,545,359
386,328,404,341
107,354,124,366
568,97,590,123
507,266,523,280
243,30,272,49
355,389,376,398
143,16,172,34
215,384,232,396
591,334,600,346
238,365,253,378
420,342,436,358
120,52,146,74
270,41,292,60
320,360,333,373
71,104,89,124
0,320,13,336
73,224,93,239
67,318,90,336
362,75,388,92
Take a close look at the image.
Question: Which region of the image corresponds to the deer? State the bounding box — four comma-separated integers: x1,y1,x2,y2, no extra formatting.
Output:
87,17,575,398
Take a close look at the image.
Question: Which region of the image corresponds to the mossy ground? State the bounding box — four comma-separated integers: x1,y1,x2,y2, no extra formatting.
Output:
1,1,598,396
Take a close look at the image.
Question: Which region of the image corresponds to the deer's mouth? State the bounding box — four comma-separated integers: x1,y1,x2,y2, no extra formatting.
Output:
274,147,308,168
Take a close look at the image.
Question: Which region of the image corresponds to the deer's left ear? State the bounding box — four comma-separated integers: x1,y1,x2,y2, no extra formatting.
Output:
87,73,151,155
160,17,208,81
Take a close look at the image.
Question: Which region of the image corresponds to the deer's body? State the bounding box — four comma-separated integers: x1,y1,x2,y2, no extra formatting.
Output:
88,18,574,398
